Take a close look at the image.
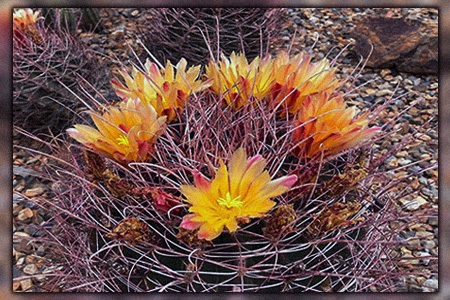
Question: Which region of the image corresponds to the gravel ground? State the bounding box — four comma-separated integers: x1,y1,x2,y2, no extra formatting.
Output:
10,6,440,297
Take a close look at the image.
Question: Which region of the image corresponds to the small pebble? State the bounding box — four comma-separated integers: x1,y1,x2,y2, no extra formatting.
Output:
387,156,398,168
401,196,428,211
398,158,412,166
415,231,434,239
406,238,421,251
415,276,427,285
419,177,428,185
407,166,422,174
36,245,46,257
421,239,436,250
25,255,35,264
20,278,33,291
402,113,413,121
422,278,438,290
408,284,423,292
418,134,432,141
13,231,30,243
13,194,23,203
414,251,431,265
380,69,391,76
17,208,34,221
16,257,25,266
419,153,432,160
13,280,21,291
396,150,409,157
23,263,38,275
365,88,376,95
111,26,126,40
428,216,438,226
24,187,45,197
375,89,393,97
13,203,23,215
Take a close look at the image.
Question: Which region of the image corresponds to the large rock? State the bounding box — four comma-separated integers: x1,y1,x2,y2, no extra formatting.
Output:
350,16,438,74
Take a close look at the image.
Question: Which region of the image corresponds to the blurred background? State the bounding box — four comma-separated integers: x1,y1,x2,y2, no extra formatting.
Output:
3,0,448,299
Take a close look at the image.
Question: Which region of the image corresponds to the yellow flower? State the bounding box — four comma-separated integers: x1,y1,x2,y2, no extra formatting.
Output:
269,51,339,115
67,99,166,165
205,52,274,109
180,148,297,241
111,58,209,121
205,51,339,113
292,92,380,159
13,8,43,44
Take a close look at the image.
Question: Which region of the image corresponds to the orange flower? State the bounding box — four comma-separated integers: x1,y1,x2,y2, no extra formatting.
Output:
67,99,166,165
180,148,297,241
292,92,380,159
269,51,339,115
205,52,274,109
13,8,43,44
111,58,209,121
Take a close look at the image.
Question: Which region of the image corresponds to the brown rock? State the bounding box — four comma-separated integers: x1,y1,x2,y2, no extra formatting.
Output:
13,203,23,215
23,263,38,275
406,238,422,251
35,256,46,269
17,208,34,221
16,257,25,266
13,231,30,243
13,280,21,291
20,278,33,291
25,255,35,264
415,231,434,239
350,17,437,74
415,276,427,286
24,186,45,197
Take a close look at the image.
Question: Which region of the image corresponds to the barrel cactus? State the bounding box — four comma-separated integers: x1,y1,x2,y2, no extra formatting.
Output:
141,8,284,65
13,8,109,136
41,8,104,33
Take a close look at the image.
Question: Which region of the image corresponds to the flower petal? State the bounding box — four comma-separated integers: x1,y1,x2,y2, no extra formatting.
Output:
180,214,202,231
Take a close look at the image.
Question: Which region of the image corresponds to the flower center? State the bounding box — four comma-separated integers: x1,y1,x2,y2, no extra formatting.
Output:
117,135,130,147
217,192,243,209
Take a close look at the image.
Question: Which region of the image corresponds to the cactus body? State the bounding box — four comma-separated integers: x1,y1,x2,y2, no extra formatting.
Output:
13,8,108,135
142,8,284,65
